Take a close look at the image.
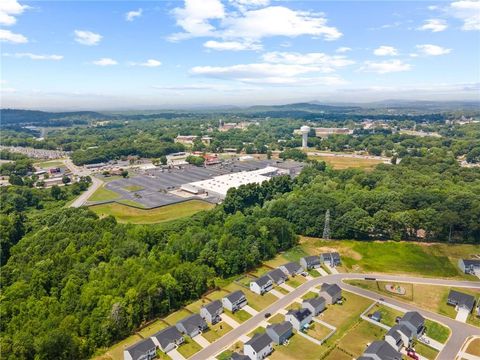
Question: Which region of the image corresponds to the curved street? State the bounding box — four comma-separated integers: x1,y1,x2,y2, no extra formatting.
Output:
189,273,480,360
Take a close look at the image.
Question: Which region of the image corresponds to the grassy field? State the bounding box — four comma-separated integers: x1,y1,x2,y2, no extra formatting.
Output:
137,319,168,338
89,200,214,224
163,309,191,325
306,322,332,341
88,186,120,202
367,303,404,327
335,320,387,358
223,283,277,311
425,319,450,343
123,185,144,192
269,313,285,324
177,337,202,358
269,332,325,360
466,338,480,356
307,154,385,169
93,334,142,360
35,160,65,169
225,309,251,323
202,321,233,342
413,341,439,359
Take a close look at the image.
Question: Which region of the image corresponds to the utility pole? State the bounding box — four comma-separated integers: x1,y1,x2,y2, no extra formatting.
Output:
323,209,331,240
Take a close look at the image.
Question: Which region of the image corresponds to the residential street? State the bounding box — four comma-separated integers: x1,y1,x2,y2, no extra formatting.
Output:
189,273,480,360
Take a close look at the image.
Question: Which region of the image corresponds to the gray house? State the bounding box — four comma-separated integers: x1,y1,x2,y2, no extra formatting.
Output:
200,299,223,324
300,255,321,270
458,259,480,275
265,321,293,345
447,290,475,312
279,262,303,277
151,326,184,353
302,296,326,316
250,275,273,295
222,290,248,312
266,268,288,285
384,324,413,351
319,283,342,305
285,308,312,330
360,340,402,360
398,311,425,337
123,338,157,360
243,333,273,360
176,314,208,338
320,252,341,267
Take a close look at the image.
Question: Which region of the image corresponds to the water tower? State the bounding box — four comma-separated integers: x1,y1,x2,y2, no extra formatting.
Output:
300,125,310,148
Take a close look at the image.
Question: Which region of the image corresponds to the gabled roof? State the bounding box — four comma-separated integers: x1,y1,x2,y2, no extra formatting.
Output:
202,300,222,316
401,311,425,328
286,308,312,322
448,290,475,310
177,314,207,334
302,255,320,265
224,290,245,303
364,340,402,360
252,275,272,287
266,321,292,337
152,326,183,349
267,268,288,283
281,262,302,273
245,333,272,352
125,338,156,360
320,283,342,297
386,325,403,342
461,259,480,267
303,296,326,309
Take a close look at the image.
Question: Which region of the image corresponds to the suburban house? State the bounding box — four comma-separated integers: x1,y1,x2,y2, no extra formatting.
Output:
279,262,303,277
222,290,248,312
384,324,413,351
265,321,293,345
302,296,326,316
447,290,476,313
319,283,342,305
285,308,313,331
151,326,184,353
300,255,321,270
250,275,273,295
266,268,288,285
123,338,156,360
458,259,480,275
359,340,403,360
320,252,341,267
230,353,250,360
398,311,425,337
243,333,274,360
200,299,224,324
176,314,208,338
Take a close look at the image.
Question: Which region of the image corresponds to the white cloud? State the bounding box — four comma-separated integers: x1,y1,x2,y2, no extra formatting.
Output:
203,40,262,51
336,46,351,53
131,59,162,67
0,0,29,26
3,52,63,60
261,51,354,72
415,44,452,56
418,19,448,32
126,8,142,21
74,30,102,46
361,60,412,74
92,58,118,66
373,45,398,56
0,29,27,43
448,0,480,30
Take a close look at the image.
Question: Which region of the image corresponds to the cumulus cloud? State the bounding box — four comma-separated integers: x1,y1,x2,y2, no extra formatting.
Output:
126,8,142,21
203,40,262,51
131,59,162,67
74,30,102,46
3,52,63,60
361,60,412,74
0,29,27,43
418,19,448,32
0,0,29,26
373,45,398,56
261,51,354,72
416,44,452,56
92,58,117,66
448,0,480,30
336,47,351,53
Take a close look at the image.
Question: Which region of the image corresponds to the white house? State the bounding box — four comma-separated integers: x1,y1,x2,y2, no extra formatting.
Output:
243,333,273,360
222,290,248,312
250,275,273,295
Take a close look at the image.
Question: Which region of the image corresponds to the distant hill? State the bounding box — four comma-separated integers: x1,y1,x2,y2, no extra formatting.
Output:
0,109,109,125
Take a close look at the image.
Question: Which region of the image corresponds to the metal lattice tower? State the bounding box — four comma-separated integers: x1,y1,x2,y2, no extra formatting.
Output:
323,209,331,240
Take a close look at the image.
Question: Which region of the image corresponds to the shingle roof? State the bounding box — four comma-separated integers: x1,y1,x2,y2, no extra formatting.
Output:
152,326,183,349
245,333,272,352
177,314,207,334
287,308,312,322
303,255,320,265
125,338,156,360
267,268,287,283
364,340,402,360
253,275,272,287
266,321,292,337
203,300,222,316
461,259,480,267
387,325,403,341
320,283,342,297
224,290,245,303
448,290,475,310
281,262,302,274
303,296,326,309
401,311,425,328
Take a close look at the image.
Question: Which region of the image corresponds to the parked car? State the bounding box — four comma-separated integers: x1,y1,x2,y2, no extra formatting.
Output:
407,349,419,360
264,313,271,318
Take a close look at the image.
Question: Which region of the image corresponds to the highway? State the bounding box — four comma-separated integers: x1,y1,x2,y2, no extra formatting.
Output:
189,273,480,360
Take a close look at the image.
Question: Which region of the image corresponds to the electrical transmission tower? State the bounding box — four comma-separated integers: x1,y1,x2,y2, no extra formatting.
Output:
323,209,331,240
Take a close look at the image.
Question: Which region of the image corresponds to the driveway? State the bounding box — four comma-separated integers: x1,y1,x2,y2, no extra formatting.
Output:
243,305,258,316
324,264,339,274
456,307,470,322
270,289,284,298
279,283,295,292
221,313,240,327
192,334,210,348
168,348,186,360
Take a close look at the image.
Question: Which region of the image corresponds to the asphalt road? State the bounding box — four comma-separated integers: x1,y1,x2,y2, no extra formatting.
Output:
189,273,480,360
63,159,104,208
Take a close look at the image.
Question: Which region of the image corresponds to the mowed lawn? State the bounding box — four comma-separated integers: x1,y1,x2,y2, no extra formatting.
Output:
335,320,387,357
223,283,277,311
308,154,385,169
89,200,214,224
88,185,120,202
269,332,326,360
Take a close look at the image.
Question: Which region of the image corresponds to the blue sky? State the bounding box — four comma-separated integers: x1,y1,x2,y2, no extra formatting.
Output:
1,0,479,110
